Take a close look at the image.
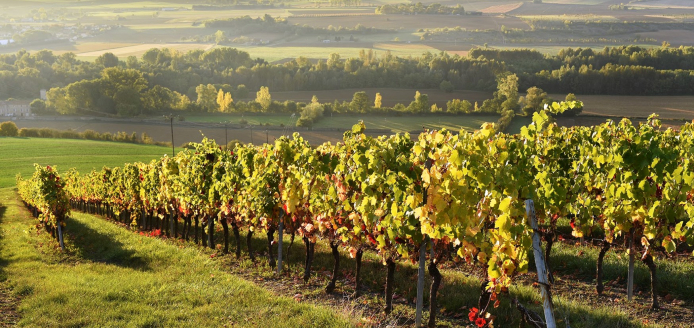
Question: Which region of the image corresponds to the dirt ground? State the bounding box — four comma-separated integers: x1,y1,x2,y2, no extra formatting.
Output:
637,30,694,46
509,1,694,17
550,94,694,120
0,284,20,327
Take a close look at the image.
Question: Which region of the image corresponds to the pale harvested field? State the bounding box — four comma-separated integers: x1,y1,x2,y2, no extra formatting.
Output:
542,0,610,4
509,2,605,15
517,14,617,21
372,42,438,51
632,0,694,9
275,41,375,48
420,42,473,56
550,94,694,120
73,42,139,53
288,9,375,15
479,2,523,14
459,1,520,12
77,43,215,57
288,14,530,30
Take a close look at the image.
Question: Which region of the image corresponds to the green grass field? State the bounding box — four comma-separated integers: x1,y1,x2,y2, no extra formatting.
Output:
0,138,181,188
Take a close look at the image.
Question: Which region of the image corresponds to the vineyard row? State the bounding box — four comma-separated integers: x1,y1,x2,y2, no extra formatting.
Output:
16,101,694,327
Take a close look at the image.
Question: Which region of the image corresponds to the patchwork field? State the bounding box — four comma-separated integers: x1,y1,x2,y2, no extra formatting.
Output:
186,113,504,133
0,112,508,149
632,0,694,10
287,14,531,31
560,94,694,120
637,30,694,46
478,2,524,14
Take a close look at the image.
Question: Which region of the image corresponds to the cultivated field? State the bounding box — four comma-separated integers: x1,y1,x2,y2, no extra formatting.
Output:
632,0,694,10
478,2,524,14
287,14,530,30
186,113,504,134
550,94,694,120
0,113,506,148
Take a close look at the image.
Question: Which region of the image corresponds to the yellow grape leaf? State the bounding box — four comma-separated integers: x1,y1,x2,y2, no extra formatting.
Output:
495,213,511,233
421,222,433,236
422,169,431,185
413,207,425,219
499,197,512,212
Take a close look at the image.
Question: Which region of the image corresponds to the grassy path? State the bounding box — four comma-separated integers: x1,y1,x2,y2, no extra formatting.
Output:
0,187,353,327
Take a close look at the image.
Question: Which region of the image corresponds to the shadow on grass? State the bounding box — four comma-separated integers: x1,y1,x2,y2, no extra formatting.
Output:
549,243,694,303
65,218,151,272
0,205,8,281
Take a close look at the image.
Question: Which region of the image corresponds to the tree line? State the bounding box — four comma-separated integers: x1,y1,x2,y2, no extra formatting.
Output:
375,3,465,15
203,14,390,35
2,45,693,117
469,46,694,95
0,47,502,107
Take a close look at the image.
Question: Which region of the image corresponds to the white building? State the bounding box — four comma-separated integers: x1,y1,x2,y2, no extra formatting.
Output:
0,101,31,116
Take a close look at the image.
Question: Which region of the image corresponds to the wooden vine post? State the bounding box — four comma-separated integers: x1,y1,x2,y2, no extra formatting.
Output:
415,237,427,327
57,217,65,251
627,228,635,301
415,159,432,327
525,199,556,328
276,210,284,275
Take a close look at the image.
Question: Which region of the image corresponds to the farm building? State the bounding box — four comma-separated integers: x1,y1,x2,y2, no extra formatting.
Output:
0,101,31,116
0,39,14,46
